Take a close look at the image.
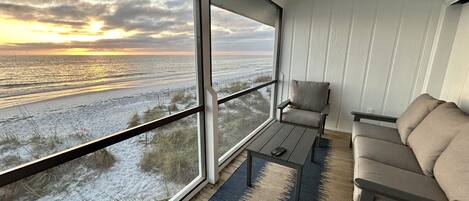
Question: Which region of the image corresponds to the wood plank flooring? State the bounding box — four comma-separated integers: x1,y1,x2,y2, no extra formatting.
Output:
190,130,354,201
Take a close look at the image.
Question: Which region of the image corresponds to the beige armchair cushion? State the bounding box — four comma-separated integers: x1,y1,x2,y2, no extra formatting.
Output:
434,132,469,201
396,94,443,145
290,80,329,112
408,102,469,176
282,108,322,127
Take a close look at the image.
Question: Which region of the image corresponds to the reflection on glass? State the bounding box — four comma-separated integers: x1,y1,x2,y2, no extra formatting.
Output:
0,114,200,201
218,85,272,157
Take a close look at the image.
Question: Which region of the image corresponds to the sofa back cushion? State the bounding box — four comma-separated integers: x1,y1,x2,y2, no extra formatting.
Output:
396,94,443,145
434,132,469,201
290,80,329,112
408,102,469,176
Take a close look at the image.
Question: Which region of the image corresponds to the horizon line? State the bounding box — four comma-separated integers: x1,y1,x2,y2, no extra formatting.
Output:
0,54,274,56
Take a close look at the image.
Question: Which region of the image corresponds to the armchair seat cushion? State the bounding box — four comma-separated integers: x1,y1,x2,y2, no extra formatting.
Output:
282,108,322,127
354,137,422,174
352,122,402,144
353,158,447,201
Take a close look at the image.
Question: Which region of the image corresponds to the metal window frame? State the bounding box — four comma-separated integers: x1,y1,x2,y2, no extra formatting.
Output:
0,1,284,200
211,3,283,167
171,0,210,199
217,80,277,104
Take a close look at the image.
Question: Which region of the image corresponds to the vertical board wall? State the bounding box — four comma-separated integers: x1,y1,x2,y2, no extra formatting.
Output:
441,4,469,111
279,0,446,132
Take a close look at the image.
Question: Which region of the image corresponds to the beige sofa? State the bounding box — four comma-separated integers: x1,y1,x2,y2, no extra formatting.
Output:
352,94,469,201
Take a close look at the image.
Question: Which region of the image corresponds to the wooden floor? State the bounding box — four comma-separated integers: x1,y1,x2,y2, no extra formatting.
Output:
191,130,354,201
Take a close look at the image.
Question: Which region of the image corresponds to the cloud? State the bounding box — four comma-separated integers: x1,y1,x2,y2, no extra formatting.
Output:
0,0,274,54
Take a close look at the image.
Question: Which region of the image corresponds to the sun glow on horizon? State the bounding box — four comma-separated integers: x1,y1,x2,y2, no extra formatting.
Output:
0,17,142,55
0,17,134,43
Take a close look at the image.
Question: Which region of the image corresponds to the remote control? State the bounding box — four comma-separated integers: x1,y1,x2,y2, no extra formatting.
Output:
271,147,287,157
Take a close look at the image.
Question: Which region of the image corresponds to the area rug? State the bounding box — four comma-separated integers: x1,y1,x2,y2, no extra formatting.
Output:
209,139,331,201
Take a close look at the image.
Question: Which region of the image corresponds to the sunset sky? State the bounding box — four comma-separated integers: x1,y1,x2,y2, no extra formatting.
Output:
0,0,274,55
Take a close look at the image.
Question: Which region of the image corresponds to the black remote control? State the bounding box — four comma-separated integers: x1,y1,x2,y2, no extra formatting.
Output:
271,147,287,157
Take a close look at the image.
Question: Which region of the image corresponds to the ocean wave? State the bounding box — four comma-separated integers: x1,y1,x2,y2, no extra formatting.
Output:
0,72,147,89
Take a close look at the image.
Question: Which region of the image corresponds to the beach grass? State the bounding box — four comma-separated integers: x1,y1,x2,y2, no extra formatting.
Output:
0,74,272,200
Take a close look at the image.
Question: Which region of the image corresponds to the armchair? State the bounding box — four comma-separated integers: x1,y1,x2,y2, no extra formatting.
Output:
277,80,330,145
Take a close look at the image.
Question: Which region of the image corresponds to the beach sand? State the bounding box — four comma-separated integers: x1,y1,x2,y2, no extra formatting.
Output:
0,72,271,201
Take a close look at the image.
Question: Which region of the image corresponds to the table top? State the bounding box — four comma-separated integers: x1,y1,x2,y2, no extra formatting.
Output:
247,121,318,166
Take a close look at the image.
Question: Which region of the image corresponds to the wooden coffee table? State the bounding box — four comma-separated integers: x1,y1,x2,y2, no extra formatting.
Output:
246,121,318,201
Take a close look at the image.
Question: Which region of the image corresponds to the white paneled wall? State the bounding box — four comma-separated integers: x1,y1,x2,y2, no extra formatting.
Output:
441,4,469,112
279,0,447,132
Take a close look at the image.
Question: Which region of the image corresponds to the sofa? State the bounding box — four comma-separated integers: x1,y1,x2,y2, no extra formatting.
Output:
351,94,469,201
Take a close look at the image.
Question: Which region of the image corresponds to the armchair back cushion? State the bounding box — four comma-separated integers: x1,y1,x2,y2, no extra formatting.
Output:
396,94,443,145
434,132,469,201
408,102,469,176
290,80,329,112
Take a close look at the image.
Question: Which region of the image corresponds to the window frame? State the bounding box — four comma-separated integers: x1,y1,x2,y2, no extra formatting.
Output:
208,3,283,167
0,0,207,198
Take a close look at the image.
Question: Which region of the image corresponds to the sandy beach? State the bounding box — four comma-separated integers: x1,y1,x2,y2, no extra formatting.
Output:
0,69,271,201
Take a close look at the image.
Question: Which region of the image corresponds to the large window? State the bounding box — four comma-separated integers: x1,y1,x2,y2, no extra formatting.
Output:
210,5,276,160
0,0,203,200
0,0,281,200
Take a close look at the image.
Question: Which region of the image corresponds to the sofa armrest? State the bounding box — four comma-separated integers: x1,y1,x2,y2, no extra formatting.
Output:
351,111,397,123
321,104,330,116
354,178,444,201
277,99,291,110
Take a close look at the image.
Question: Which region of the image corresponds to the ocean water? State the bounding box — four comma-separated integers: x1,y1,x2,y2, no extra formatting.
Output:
0,55,272,108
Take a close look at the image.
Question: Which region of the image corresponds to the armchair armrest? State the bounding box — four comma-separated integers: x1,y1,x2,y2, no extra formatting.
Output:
277,99,291,110
321,104,330,116
351,111,397,123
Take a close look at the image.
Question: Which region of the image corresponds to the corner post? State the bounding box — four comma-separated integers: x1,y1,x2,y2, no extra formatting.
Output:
199,0,219,184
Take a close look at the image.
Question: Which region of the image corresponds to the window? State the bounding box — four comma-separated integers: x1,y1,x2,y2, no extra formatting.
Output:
0,0,281,199
210,5,275,93
210,5,276,160
0,0,203,200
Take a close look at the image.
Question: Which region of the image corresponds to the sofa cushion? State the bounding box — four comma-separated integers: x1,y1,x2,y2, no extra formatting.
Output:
434,132,469,201
282,108,322,127
354,137,422,173
354,158,447,201
352,122,402,144
408,102,469,176
290,80,329,112
396,94,443,145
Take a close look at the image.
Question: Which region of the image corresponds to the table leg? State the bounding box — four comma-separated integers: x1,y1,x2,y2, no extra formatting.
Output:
295,166,303,201
311,136,318,162
247,151,252,187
